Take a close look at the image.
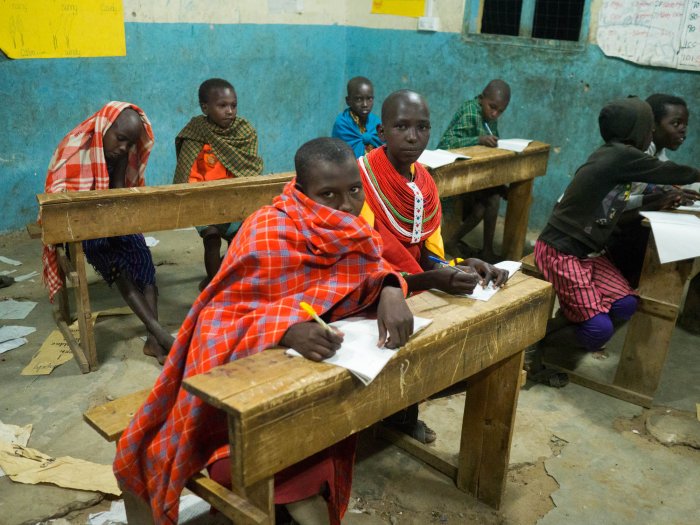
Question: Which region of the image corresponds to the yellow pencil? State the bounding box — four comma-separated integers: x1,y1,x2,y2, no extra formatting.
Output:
300,301,333,333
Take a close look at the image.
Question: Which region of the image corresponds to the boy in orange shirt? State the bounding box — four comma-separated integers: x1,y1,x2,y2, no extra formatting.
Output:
173,78,264,290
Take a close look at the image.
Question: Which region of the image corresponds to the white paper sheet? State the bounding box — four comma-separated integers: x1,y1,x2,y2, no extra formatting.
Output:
0,256,21,266
640,211,700,263
286,316,432,385
0,338,28,354
0,299,38,320
677,201,700,212
87,494,208,525
417,149,470,169
14,271,39,282
145,236,160,247
497,139,532,153
0,325,35,343
462,260,522,301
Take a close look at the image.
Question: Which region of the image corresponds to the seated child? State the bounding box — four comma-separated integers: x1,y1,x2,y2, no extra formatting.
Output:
42,102,174,364
332,76,384,157
114,138,415,525
534,97,700,359
173,78,263,290
608,93,698,286
437,79,511,262
358,89,508,442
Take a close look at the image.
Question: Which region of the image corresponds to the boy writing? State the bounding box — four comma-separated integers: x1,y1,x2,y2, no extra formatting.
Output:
173,78,263,290
332,76,384,158
358,89,508,442
534,98,700,362
437,79,512,262
115,138,415,525
43,102,174,364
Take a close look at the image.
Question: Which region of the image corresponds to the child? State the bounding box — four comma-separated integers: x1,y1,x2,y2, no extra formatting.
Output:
358,89,508,442
115,138,415,525
332,76,384,157
534,97,700,358
437,79,511,262
173,78,263,290
607,94,698,286
43,102,174,364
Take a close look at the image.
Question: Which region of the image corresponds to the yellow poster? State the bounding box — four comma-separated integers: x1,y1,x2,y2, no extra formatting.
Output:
371,0,426,18
0,0,125,59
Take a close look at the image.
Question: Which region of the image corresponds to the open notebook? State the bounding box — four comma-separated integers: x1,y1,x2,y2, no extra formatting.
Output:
286,316,432,385
417,149,470,169
497,139,532,153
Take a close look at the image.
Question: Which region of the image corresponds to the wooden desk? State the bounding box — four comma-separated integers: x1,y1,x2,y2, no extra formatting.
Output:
182,273,552,521
545,219,700,407
431,142,550,261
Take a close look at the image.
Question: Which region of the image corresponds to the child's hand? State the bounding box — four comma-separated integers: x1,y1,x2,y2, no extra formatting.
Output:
479,135,499,148
376,286,414,349
681,188,700,205
461,258,509,288
431,266,480,295
280,322,344,362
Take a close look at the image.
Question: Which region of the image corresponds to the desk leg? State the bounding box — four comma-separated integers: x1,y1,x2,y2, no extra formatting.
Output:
457,350,523,509
614,235,696,399
502,179,533,261
70,242,99,371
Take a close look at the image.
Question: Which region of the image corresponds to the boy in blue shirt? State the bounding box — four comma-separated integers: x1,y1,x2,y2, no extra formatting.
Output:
332,76,384,157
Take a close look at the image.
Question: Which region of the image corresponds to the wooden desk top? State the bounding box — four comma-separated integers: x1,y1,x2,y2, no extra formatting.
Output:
36,143,550,244
182,272,550,485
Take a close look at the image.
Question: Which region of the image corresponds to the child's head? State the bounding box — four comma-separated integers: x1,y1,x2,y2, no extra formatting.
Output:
379,90,431,167
598,97,654,151
478,79,511,122
645,93,688,151
103,108,144,162
198,78,237,129
346,77,375,121
294,137,364,216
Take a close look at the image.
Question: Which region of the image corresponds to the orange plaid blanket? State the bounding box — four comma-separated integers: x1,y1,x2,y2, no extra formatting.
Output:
41,101,154,300
114,180,405,524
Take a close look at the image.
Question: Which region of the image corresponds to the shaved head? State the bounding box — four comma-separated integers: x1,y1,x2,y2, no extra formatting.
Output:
347,76,373,96
482,79,511,102
381,89,429,123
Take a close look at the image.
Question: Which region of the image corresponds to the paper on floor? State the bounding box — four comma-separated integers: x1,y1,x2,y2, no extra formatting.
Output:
14,270,39,282
497,139,532,153
0,338,28,355
87,494,210,525
640,211,700,263
0,299,37,320
286,316,432,385
462,260,522,301
0,420,32,477
0,325,36,343
145,236,160,247
0,441,120,495
417,149,470,169
0,256,21,266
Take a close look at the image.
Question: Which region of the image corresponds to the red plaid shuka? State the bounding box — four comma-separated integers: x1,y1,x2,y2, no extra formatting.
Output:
113,180,406,525
41,101,154,301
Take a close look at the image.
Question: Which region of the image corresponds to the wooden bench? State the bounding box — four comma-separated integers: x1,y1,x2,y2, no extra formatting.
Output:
36,143,549,373
84,274,552,523
520,239,700,408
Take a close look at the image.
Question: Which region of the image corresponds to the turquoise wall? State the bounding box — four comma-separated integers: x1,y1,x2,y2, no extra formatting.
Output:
1,22,698,233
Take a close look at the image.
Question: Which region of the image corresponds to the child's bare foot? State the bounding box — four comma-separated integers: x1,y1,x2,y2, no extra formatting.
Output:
198,277,211,292
143,335,168,365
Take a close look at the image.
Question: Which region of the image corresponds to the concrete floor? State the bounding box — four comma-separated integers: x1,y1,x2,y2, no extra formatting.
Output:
0,228,699,525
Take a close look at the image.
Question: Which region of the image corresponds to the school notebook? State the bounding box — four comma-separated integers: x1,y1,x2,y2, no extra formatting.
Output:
285,316,433,385
417,149,470,169
497,139,532,153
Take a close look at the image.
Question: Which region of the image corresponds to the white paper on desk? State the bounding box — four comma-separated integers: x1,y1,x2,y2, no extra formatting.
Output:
462,260,522,302
640,211,700,264
497,139,532,153
677,201,700,212
0,299,37,320
0,256,21,266
286,316,433,385
418,149,470,169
